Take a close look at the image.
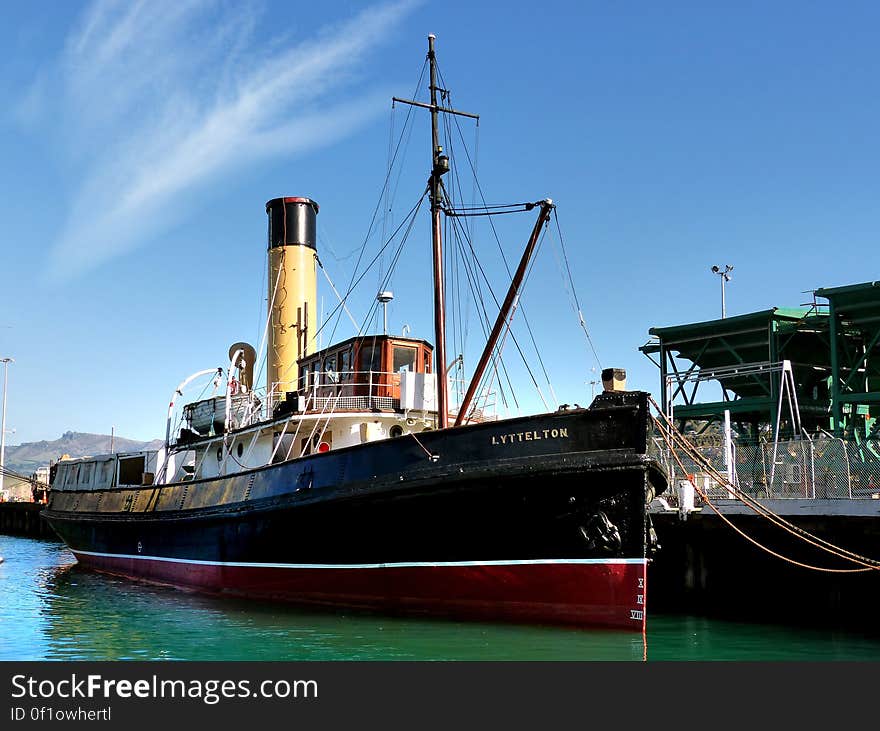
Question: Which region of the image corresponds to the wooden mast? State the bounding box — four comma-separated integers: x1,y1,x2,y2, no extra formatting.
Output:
427,34,449,428
393,35,479,429
392,33,480,429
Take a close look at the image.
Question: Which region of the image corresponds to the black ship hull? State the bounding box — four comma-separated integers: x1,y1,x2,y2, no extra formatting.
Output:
44,392,666,631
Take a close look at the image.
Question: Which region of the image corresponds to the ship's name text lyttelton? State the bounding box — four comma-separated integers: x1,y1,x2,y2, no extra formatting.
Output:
491,428,569,445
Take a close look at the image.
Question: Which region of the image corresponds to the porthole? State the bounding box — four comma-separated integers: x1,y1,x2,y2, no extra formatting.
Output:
216,447,223,462
389,425,404,438
237,443,244,458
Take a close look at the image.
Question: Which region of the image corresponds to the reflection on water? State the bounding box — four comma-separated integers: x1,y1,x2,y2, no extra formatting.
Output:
1,536,645,660
2,535,879,661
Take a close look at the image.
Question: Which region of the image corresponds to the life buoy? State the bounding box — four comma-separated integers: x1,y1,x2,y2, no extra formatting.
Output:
229,379,239,396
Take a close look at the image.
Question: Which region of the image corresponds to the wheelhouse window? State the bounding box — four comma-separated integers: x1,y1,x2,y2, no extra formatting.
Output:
300,363,310,390
339,349,352,380
393,345,417,373
359,343,382,373
323,355,338,383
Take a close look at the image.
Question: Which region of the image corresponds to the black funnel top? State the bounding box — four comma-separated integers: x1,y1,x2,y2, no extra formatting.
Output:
266,197,319,250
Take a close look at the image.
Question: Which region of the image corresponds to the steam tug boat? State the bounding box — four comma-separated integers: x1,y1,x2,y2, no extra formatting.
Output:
44,37,667,631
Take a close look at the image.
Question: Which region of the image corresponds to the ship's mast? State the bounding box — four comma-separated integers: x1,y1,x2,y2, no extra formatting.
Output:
394,35,478,430
427,35,449,428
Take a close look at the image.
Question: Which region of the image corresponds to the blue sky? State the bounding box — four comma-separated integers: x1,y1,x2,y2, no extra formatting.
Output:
0,0,877,445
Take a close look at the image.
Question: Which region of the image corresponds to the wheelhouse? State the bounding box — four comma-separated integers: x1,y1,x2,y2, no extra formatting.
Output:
287,335,435,414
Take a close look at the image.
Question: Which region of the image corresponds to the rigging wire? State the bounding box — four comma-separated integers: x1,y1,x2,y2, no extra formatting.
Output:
280,192,425,393
379,59,428,293
448,226,515,412
445,207,537,217
444,198,549,408
253,256,285,395
433,93,543,412
316,257,361,331
440,107,465,402
312,192,428,346
447,202,538,210
380,97,395,283
452,224,526,409
462,218,555,421
323,59,428,350
553,208,603,371
312,192,427,384
255,241,268,364
436,64,558,407
444,204,515,409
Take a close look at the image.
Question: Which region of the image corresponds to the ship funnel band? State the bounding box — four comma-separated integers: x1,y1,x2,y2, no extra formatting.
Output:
266,197,319,250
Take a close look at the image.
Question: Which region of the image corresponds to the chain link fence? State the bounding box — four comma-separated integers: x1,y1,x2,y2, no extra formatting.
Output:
650,433,880,503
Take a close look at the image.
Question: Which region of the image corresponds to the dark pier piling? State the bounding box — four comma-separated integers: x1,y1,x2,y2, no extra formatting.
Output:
0,502,54,538
649,503,880,633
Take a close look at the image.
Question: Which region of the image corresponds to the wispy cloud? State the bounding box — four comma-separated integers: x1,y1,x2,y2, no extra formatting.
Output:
26,0,418,278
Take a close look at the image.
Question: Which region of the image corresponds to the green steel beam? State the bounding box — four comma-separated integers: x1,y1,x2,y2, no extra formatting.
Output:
769,319,778,435
841,323,880,391
670,397,829,420
670,398,775,418
836,392,880,405
829,300,842,434
659,341,667,412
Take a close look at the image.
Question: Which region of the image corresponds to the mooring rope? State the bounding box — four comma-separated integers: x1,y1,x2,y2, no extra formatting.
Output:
648,396,880,573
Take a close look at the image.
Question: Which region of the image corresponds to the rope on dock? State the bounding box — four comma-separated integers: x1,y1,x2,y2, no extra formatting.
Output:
648,397,880,573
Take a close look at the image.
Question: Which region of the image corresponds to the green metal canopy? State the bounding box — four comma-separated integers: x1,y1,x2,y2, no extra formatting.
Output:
641,280,880,440
814,281,880,434
646,307,830,404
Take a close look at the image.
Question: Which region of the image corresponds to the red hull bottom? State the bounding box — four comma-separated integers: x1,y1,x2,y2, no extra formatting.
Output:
71,552,648,631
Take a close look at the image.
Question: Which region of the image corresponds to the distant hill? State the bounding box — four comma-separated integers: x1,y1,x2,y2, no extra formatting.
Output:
2,431,163,476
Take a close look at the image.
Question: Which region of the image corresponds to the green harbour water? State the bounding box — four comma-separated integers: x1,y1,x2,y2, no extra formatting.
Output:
2,534,879,662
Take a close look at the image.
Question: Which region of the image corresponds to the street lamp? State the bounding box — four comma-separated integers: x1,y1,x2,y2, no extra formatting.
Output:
711,265,734,318
0,357,13,495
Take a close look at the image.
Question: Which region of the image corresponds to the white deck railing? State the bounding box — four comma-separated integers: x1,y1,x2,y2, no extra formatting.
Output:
178,370,497,442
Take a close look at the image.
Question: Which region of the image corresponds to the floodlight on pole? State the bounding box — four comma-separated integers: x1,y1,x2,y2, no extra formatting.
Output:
711,265,734,318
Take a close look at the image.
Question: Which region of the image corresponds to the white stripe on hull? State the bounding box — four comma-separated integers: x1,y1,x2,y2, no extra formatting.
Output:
71,549,646,570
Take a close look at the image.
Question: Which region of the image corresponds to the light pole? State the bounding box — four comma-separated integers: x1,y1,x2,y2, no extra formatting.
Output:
0,357,13,496
711,265,733,318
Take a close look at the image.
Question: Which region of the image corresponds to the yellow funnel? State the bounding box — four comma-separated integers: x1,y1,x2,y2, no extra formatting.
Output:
266,197,319,401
